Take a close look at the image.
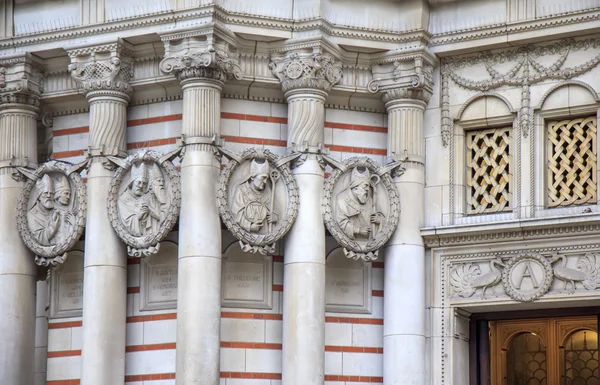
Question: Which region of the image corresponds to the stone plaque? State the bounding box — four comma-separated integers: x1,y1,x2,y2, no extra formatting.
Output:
140,241,178,311
50,250,84,318
221,243,272,309
502,253,553,302
325,248,372,314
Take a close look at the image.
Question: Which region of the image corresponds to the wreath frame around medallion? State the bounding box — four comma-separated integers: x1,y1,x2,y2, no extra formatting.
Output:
501,253,553,302
16,161,87,267
107,150,181,257
322,156,400,261
217,148,299,251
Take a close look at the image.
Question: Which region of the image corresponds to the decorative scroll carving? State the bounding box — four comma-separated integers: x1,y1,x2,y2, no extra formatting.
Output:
218,148,299,255
0,55,44,109
107,150,181,257
368,56,434,103
547,116,597,207
16,161,86,267
68,43,133,94
323,157,400,261
269,50,343,93
442,37,600,145
466,127,512,214
159,36,242,82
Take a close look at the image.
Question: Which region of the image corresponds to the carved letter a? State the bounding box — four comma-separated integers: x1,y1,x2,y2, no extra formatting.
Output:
515,262,539,289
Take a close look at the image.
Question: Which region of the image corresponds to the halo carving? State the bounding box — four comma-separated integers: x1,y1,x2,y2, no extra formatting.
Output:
323,157,400,261
218,148,299,255
107,150,181,257
501,253,553,302
16,161,86,267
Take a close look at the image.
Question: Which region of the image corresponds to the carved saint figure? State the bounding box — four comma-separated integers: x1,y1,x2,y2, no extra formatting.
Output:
27,174,61,246
118,163,162,237
336,167,385,240
231,159,278,233
53,175,74,244
147,164,167,233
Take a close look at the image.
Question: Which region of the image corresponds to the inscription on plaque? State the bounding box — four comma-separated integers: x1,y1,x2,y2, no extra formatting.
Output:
325,248,371,314
221,243,272,309
51,250,84,318
140,241,178,311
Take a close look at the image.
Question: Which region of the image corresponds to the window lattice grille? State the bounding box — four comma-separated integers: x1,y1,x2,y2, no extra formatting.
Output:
548,116,597,208
466,127,512,214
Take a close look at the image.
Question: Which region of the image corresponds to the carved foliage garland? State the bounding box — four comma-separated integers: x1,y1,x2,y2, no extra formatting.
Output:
107,150,181,257
441,37,600,145
16,161,86,267
269,52,343,93
218,148,299,255
323,157,400,261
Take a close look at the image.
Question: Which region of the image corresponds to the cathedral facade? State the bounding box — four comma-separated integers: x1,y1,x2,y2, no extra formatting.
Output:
1,1,600,385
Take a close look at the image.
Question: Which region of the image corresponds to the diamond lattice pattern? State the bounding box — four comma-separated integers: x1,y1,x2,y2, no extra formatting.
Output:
548,116,597,208
467,127,512,214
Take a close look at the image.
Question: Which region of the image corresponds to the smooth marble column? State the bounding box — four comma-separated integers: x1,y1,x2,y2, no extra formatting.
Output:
80,92,129,385
0,101,38,385
176,78,223,385
383,99,427,385
282,89,327,385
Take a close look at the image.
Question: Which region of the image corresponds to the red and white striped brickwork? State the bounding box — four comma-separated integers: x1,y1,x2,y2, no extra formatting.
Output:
44,99,388,385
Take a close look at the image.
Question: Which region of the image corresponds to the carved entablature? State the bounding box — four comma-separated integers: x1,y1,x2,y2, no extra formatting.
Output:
217,148,299,255
323,157,401,261
159,34,243,82
16,161,86,267
441,37,600,145
107,150,181,257
368,54,434,103
0,54,44,108
448,251,600,304
269,47,343,94
67,42,134,95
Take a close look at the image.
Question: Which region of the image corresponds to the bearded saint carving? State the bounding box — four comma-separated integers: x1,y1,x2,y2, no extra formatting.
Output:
336,167,385,241
53,174,74,244
27,174,61,246
231,159,278,234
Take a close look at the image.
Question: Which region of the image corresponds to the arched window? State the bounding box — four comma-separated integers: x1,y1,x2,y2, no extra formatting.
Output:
561,329,599,385
506,332,547,385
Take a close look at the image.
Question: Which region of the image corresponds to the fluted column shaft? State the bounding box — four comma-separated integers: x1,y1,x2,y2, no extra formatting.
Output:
176,78,224,385
81,91,129,385
283,89,327,385
0,102,38,385
383,99,426,385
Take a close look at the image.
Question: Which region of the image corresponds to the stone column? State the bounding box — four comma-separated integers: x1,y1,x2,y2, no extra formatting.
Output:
159,35,242,385
68,45,133,385
0,57,43,385
375,58,433,385
270,49,342,385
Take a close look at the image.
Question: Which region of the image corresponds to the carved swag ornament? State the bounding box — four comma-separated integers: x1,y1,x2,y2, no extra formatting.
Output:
218,148,299,255
323,157,401,261
17,161,86,267
107,150,181,257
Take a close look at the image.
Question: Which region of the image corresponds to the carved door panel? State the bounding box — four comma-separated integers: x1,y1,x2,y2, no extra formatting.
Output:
490,317,598,385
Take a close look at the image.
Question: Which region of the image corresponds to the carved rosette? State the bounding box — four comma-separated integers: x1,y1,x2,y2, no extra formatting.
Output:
502,253,553,302
107,150,181,257
16,161,86,267
218,148,299,255
269,52,343,93
323,157,400,261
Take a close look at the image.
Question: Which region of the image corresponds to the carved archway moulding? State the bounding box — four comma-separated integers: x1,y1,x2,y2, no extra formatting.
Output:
323,157,400,261
107,150,181,257
217,148,299,255
17,160,87,267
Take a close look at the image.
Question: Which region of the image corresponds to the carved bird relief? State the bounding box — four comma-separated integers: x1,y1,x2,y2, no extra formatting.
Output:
550,254,600,293
450,259,506,299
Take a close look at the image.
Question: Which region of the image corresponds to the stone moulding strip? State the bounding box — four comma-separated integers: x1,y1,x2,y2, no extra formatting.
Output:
48,321,83,329
48,374,384,383
119,312,382,324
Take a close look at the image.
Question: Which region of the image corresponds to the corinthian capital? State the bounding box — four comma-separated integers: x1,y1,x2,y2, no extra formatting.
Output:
67,42,133,96
368,55,434,103
159,35,242,82
269,49,342,94
0,54,44,108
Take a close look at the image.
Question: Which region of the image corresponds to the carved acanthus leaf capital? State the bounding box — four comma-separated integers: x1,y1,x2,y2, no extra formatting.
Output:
368,56,434,104
68,43,133,96
0,54,45,109
159,36,242,83
269,50,343,94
